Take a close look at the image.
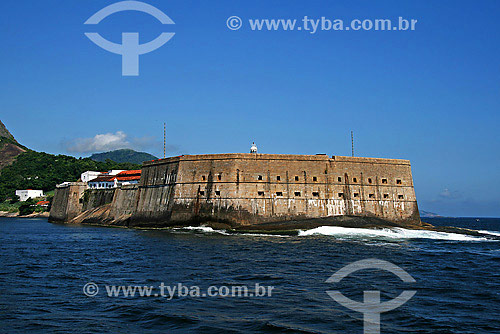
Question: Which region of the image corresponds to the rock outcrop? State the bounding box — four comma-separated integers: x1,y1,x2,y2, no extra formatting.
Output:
0,120,26,170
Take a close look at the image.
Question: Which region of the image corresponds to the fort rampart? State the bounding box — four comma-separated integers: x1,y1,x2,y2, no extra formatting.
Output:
50,154,420,228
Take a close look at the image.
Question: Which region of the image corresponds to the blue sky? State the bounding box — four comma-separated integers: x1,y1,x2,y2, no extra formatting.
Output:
1,0,499,216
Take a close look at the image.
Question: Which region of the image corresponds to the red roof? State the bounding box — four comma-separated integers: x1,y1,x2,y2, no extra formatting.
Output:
117,170,141,176
89,170,141,183
89,175,115,182
116,176,141,181
115,170,141,181
36,201,50,205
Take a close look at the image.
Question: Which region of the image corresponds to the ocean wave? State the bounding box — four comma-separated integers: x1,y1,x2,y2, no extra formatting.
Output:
170,226,496,241
174,226,222,233
298,226,490,241
478,230,500,237
171,226,289,237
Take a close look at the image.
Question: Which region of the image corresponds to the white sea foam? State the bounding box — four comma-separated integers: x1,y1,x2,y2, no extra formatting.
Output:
172,226,231,235
172,226,289,237
478,230,500,237
171,225,495,241
298,226,489,241
176,226,220,233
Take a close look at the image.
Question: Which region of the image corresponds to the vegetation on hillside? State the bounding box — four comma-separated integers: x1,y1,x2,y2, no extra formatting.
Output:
0,150,141,201
90,148,157,164
0,136,24,149
0,136,27,169
0,200,23,213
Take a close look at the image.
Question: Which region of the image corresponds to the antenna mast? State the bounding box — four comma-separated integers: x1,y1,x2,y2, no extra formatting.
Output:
351,131,354,157
163,122,166,159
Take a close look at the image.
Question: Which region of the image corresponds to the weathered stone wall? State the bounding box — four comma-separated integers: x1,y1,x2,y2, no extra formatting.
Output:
129,159,179,225
49,183,86,222
50,154,420,227
109,185,139,221
50,184,139,225
82,188,115,211
136,154,420,226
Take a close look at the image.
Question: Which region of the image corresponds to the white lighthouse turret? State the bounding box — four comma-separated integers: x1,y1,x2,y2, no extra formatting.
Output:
250,142,258,153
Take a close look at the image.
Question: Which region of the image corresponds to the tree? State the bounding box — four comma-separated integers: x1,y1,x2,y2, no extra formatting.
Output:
19,199,36,216
0,150,141,201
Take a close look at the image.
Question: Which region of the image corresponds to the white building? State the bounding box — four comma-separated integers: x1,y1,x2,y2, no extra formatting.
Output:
81,170,126,189
88,170,141,189
108,170,125,176
15,189,44,202
87,175,116,189
81,171,101,183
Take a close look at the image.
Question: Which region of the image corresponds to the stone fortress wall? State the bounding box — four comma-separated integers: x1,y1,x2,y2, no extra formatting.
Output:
49,182,87,222
50,153,420,227
133,153,420,226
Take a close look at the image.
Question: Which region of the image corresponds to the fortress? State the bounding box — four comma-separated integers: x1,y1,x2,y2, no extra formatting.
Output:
50,152,421,228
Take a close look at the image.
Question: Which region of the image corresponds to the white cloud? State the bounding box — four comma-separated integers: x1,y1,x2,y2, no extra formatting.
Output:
438,188,462,200
64,131,180,155
66,131,132,153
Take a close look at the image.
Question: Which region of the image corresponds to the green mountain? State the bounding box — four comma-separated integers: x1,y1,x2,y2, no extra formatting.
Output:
0,150,141,201
0,119,145,201
90,149,157,164
0,120,26,170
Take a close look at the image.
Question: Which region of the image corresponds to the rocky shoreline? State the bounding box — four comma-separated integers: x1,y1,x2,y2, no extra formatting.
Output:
194,216,495,238
49,213,499,239
0,211,50,219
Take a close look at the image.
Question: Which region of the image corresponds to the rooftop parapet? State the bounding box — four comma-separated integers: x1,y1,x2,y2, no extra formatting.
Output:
142,153,410,166
56,181,86,188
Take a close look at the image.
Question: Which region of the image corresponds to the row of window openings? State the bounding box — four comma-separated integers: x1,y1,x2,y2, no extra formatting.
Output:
201,175,223,181
201,175,322,182
89,183,113,188
200,174,403,185
199,191,319,197
262,176,401,184
199,190,404,199
270,192,403,199
199,190,221,196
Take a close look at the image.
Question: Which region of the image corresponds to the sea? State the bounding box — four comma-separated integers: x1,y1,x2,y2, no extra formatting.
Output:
0,217,499,333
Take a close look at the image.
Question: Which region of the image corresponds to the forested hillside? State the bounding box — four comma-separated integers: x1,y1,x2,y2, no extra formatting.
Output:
90,148,157,164
0,151,140,201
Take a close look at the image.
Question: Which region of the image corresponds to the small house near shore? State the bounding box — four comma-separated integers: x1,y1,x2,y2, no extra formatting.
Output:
16,189,44,201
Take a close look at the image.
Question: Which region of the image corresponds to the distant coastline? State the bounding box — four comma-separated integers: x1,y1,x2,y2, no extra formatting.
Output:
419,210,443,218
